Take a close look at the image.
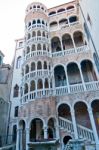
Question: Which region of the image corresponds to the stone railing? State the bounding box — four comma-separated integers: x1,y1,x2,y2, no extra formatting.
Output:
26,36,48,44
25,51,50,60
59,117,95,142
51,45,89,58
21,81,99,104
23,70,50,81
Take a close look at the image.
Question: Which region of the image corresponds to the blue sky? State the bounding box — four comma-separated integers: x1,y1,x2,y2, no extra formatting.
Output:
0,0,72,64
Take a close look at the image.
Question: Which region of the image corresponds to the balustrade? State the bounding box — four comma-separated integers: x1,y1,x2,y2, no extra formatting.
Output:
21,81,99,103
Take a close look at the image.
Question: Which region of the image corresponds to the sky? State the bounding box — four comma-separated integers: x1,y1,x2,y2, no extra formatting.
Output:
0,0,72,64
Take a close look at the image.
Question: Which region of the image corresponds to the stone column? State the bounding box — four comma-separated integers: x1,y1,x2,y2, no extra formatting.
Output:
44,126,48,139
71,108,78,139
88,106,99,150
78,64,86,91
16,129,20,150
26,128,30,150
60,37,64,55
71,35,76,52
65,66,70,93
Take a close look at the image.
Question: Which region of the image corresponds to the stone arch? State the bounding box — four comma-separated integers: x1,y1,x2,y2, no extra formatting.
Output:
51,36,62,52
62,33,73,50
67,62,82,84
54,65,66,87
81,59,97,82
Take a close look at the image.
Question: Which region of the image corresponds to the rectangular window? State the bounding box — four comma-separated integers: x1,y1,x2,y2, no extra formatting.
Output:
14,106,19,117
19,42,23,47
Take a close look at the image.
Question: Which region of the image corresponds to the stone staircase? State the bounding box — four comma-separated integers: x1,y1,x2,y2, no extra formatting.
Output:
59,117,95,142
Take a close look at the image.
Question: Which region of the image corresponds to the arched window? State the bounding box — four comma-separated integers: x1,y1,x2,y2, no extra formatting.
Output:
13,84,19,97
16,56,21,69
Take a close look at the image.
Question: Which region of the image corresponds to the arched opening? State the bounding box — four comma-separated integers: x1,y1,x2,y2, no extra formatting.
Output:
44,61,47,69
49,11,56,16
28,22,31,27
48,118,56,139
30,118,44,141
81,60,97,82
73,31,84,47
13,84,19,97
37,30,41,36
45,78,49,88
62,34,73,50
16,56,21,69
42,20,45,25
37,44,41,50
25,65,29,74
57,8,65,13
69,16,78,23
43,31,45,37
32,20,36,24
31,44,36,51
19,120,26,150
37,79,43,89
54,65,66,87
31,62,35,71
24,83,28,94
30,80,35,91
67,5,74,10
37,19,41,24
63,136,72,145
59,18,68,26
37,61,42,70
27,33,31,39
43,44,46,51
67,63,82,85
32,31,36,37
37,5,40,9
74,102,92,129
58,104,72,121
26,46,30,54
50,21,58,28
91,100,99,136
51,37,61,52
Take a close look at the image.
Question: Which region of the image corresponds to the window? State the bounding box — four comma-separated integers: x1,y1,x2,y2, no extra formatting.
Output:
14,106,19,117
19,42,23,47
13,84,19,97
16,56,21,69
